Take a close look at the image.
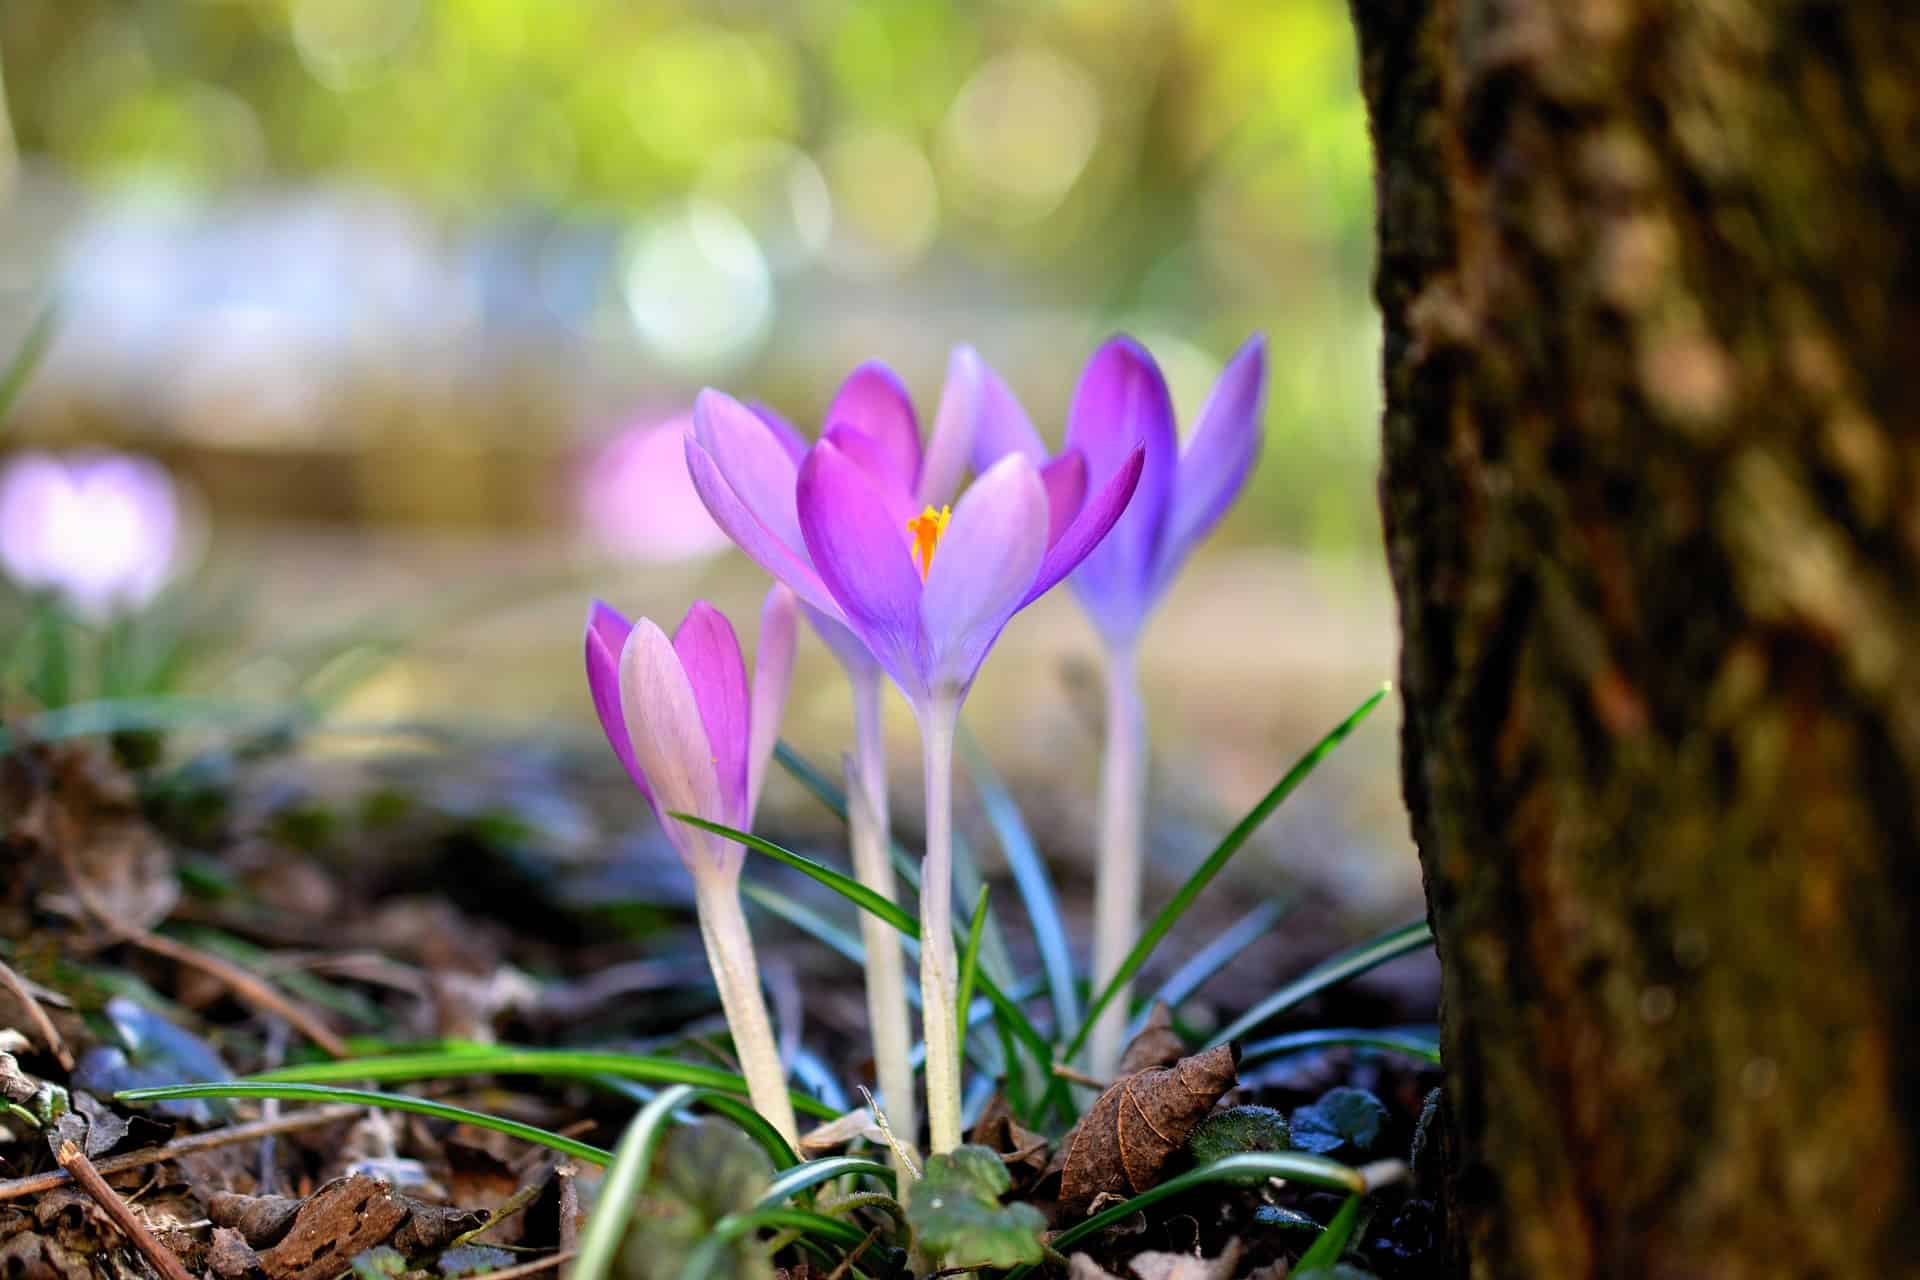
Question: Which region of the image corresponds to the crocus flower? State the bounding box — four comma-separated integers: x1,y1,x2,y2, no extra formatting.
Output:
968,334,1267,1076
584,586,801,1146
0,450,182,621
688,357,1146,1154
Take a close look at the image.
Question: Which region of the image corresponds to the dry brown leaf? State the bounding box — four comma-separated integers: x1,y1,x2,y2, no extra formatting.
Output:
256,1174,408,1280
1059,1043,1240,1212
206,1226,262,1279
1129,1239,1245,1279
969,1091,1052,1190
1117,1003,1186,1077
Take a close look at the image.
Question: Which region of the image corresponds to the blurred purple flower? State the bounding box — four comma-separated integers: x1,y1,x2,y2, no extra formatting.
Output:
686,358,1143,711
578,412,732,562
0,450,182,621
968,334,1267,645
582,585,796,880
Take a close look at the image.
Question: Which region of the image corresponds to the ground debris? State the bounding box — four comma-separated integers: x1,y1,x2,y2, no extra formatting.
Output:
1060,1043,1242,1212
256,1175,411,1280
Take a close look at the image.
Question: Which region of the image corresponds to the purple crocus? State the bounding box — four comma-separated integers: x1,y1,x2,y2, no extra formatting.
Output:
969,334,1267,1077
583,585,801,1146
685,356,1144,714
0,450,183,621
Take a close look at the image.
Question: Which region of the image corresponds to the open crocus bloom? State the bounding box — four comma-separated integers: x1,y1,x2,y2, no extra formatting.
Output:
583,586,796,879
0,450,182,622
968,334,1266,646
686,357,1145,711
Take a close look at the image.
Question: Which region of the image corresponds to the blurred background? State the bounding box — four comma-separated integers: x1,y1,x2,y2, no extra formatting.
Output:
0,1,1416,933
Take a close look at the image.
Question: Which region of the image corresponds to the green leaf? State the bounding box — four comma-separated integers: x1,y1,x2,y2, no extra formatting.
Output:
955,885,990,1051
755,1156,893,1210
1187,1105,1290,1164
668,814,1054,1071
572,1085,695,1280
1253,1204,1323,1231
0,303,57,429
1293,1192,1369,1274
350,1246,407,1280
1064,685,1390,1064
1206,919,1435,1049
906,1145,1046,1268
1289,1087,1388,1156
115,1082,611,1165
1003,1153,1367,1279
958,727,1080,1033
617,1122,776,1280
246,1046,840,1120
1240,1027,1441,1067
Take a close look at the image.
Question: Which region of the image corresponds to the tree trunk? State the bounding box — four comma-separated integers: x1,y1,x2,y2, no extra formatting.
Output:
1350,1,1920,1275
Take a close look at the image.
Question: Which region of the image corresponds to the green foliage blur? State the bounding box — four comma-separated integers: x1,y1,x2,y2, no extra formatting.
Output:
0,0,1380,550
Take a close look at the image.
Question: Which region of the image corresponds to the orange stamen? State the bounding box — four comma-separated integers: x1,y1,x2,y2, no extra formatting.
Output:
908,504,951,580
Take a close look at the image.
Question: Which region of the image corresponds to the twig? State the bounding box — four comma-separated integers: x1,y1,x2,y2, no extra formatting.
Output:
49,837,348,1057
1048,1063,1109,1091
0,1104,361,1202
454,1251,573,1280
858,1085,919,1180
556,1165,580,1254
56,1140,197,1280
0,956,73,1072
824,1228,879,1280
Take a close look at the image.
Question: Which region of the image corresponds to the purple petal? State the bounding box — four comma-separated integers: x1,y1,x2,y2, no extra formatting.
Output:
619,618,728,873
748,401,811,465
822,424,920,527
685,433,842,620
1023,445,1145,608
1152,335,1266,597
693,391,807,553
797,440,930,703
1039,449,1088,549
827,362,921,495
584,600,651,803
672,601,752,826
966,350,1048,473
1064,337,1177,641
747,584,797,819
917,347,982,507
580,414,732,563
920,454,1049,692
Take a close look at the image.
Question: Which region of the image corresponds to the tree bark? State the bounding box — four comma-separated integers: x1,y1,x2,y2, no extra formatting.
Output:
1350,1,1920,1275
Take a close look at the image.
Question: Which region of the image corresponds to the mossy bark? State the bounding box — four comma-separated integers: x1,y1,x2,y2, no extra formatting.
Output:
1348,1,1920,1275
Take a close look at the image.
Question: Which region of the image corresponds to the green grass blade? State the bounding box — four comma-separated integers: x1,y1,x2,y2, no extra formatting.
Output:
959,727,1080,1035
585,1078,801,1171
1063,685,1390,1063
670,814,1054,1071
1206,920,1435,1049
1241,1027,1441,1067
772,741,921,891
756,1157,894,1210
679,1207,874,1280
1294,1192,1365,1271
1130,898,1292,1040
955,885,990,1051
247,1047,840,1121
115,1082,610,1165
0,303,57,428
1004,1153,1366,1278
573,1085,696,1280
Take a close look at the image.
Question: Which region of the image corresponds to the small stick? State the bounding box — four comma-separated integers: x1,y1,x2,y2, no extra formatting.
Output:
56,1140,197,1280
0,1104,361,1202
49,838,348,1058
556,1165,580,1254
824,1228,879,1280
1049,1063,1109,1091
0,956,73,1072
455,1251,574,1280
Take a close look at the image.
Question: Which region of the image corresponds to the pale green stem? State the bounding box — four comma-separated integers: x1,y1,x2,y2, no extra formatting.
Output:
917,693,963,1155
1088,643,1146,1078
690,865,800,1150
846,669,918,1164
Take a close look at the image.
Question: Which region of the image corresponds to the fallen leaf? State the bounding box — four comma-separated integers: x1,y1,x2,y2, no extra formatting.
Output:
1117,1003,1186,1077
207,1227,263,1279
1068,1255,1120,1279
1060,1044,1241,1211
1130,1239,1245,1279
257,1174,409,1280
968,1091,1051,1189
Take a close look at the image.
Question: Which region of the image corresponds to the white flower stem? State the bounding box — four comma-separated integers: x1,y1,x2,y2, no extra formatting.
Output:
690,865,800,1150
846,670,918,1163
917,693,964,1155
1088,643,1147,1078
